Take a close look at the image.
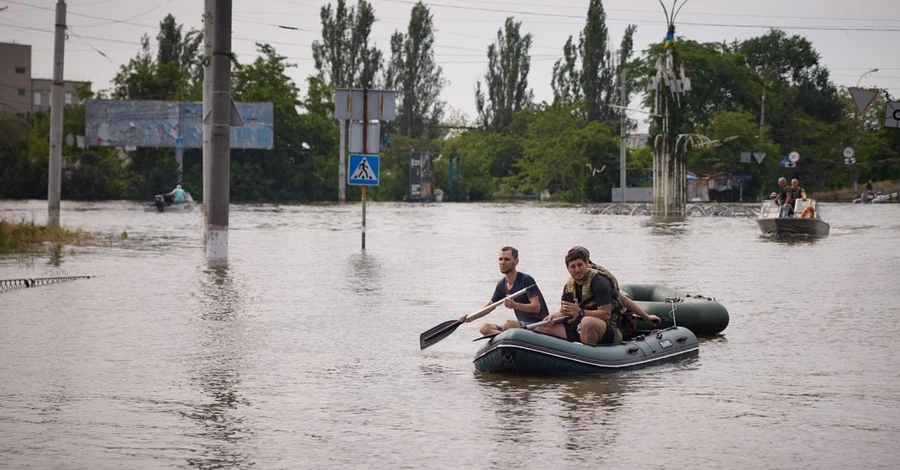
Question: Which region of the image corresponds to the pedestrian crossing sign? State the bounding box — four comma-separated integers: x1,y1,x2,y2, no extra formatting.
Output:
348,154,380,186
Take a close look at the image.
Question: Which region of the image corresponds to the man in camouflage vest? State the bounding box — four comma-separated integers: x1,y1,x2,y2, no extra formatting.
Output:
537,247,659,345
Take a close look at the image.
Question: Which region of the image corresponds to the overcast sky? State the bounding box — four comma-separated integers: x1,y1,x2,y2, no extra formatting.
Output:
2,0,898,128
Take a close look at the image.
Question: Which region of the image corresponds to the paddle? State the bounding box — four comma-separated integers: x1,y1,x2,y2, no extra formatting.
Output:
472,315,570,342
419,285,534,350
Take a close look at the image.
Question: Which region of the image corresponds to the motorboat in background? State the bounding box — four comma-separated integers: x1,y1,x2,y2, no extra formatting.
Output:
757,198,829,237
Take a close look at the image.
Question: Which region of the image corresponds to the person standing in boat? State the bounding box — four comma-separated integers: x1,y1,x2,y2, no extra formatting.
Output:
780,178,805,217
459,246,549,336
536,247,659,346
773,177,788,208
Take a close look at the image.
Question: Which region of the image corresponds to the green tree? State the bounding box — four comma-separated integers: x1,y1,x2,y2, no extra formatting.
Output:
580,0,614,122
502,105,618,202
384,1,446,137
612,24,639,130
312,0,382,88
551,36,580,106
113,15,201,100
475,17,533,132
0,113,43,198
231,43,339,201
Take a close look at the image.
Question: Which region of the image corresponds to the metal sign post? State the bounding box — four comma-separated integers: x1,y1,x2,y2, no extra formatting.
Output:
335,88,395,250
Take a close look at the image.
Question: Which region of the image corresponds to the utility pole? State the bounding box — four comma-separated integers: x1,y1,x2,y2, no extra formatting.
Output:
619,67,627,203
47,0,66,227
207,0,232,265
201,0,213,243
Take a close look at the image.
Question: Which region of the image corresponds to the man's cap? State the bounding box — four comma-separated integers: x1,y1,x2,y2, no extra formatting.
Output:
176,184,182,189
568,246,590,258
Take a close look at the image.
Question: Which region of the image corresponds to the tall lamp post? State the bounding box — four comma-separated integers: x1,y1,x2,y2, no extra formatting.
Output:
856,68,879,88
759,66,788,136
851,68,878,192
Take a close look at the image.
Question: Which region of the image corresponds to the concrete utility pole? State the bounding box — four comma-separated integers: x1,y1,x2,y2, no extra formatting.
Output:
207,0,232,265
47,0,66,227
201,0,213,243
619,67,627,203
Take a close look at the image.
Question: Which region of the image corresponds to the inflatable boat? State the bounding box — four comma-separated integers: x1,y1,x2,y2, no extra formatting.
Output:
473,326,699,375
619,283,729,336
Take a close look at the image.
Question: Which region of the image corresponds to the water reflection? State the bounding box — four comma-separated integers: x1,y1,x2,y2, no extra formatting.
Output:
183,267,254,469
556,377,631,456
474,374,631,460
757,235,822,245
345,251,382,296
642,219,689,237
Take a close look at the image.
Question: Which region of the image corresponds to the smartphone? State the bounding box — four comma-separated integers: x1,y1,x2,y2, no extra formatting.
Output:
561,292,574,303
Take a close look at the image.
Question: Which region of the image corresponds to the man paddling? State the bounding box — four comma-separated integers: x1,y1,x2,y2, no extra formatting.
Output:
459,246,549,336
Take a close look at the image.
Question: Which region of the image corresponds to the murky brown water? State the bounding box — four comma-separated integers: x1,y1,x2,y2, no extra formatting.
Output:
1,200,899,469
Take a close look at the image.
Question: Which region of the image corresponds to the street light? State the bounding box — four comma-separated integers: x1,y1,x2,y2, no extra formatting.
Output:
856,68,879,87
759,66,788,135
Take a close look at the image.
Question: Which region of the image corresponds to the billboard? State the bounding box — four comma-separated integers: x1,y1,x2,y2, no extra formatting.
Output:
408,151,434,201
84,99,274,149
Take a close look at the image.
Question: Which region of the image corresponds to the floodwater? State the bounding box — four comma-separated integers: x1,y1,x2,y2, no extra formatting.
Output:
1,200,898,469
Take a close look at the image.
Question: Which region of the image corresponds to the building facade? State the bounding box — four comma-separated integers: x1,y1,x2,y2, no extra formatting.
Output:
0,42,92,120
32,78,92,114
0,42,32,118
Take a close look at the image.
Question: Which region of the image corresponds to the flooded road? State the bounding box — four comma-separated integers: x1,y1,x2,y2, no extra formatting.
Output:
1,200,899,469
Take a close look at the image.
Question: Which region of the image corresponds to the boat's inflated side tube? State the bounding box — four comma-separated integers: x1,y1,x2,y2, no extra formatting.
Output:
619,283,729,336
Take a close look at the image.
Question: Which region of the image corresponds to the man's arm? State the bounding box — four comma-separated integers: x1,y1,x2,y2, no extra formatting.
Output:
581,276,613,322
621,294,660,325
505,293,542,313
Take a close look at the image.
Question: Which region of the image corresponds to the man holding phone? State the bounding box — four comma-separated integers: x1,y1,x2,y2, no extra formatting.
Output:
537,247,659,345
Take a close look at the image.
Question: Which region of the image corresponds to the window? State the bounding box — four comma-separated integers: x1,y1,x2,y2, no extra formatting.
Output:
15,66,26,74
65,92,72,104
18,89,26,96
34,92,41,106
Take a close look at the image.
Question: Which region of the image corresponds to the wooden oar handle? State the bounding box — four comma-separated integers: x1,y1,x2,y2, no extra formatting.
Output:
465,285,535,323
471,315,567,342
525,315,569,330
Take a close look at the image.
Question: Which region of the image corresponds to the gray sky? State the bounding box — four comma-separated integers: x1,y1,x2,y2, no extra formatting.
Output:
3,0,899,128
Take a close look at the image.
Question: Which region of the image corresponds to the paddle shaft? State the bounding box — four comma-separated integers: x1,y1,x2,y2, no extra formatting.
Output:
464,285,534,323
472,315,569,342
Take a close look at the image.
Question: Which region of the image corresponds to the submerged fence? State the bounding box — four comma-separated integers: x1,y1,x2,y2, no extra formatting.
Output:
0,276,93,293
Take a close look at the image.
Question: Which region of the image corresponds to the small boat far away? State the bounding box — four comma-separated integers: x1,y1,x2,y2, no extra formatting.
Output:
757,198,830,237
145,192,195,213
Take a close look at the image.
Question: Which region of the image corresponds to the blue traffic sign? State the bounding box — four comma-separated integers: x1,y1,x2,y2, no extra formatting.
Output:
348,154,380,186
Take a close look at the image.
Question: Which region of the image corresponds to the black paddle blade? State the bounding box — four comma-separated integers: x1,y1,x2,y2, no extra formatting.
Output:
472,333,500,342
420,319,461,350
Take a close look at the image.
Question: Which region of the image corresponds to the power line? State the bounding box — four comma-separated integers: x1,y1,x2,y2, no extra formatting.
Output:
372,0,900,32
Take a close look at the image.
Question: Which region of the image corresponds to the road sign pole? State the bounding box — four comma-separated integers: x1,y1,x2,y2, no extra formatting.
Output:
361,88,368,250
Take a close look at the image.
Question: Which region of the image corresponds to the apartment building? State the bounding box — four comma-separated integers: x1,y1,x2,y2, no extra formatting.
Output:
0,42,32,118
0,42,92,120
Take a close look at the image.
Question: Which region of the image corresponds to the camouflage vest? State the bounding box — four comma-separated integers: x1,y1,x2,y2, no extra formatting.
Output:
564,266,627,343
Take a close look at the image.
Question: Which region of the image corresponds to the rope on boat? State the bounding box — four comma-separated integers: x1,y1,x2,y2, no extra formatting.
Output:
665,296,680,328
0,276,93,293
